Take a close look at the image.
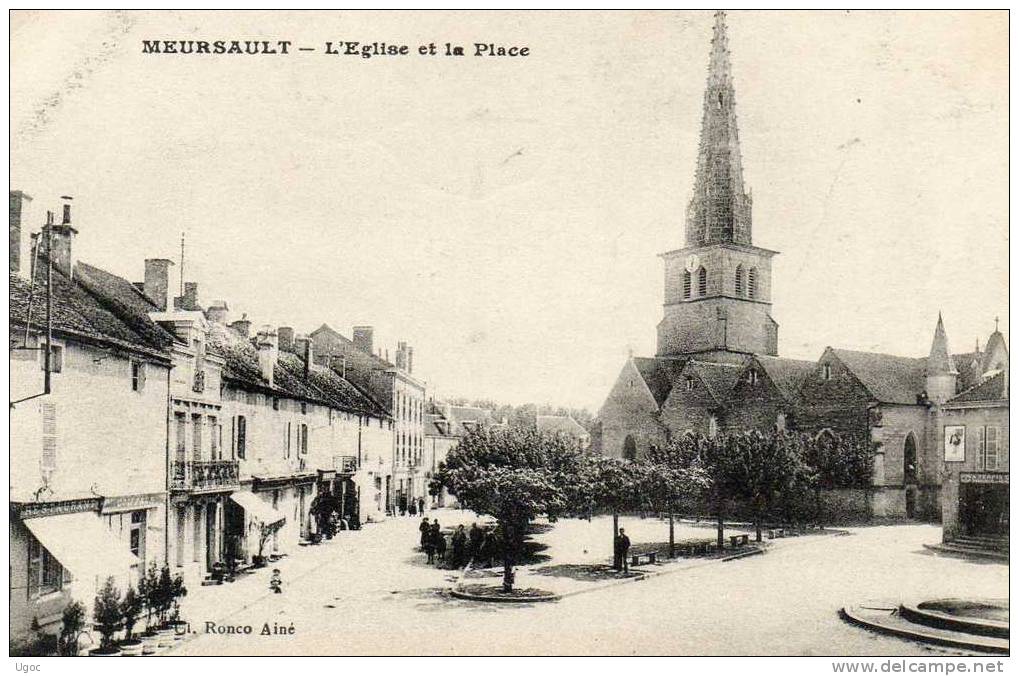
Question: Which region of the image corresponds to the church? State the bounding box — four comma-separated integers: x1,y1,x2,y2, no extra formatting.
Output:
597,12,1008,523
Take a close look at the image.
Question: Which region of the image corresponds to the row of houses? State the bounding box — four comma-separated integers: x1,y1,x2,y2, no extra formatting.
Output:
7,190,453,646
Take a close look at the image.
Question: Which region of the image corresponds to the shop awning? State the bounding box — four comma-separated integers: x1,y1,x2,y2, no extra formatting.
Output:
230,491,286,529
24,511,140,601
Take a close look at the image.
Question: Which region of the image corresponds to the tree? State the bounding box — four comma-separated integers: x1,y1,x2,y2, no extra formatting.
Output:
57,601,86,656
120,585,143,642
92,577,123,652
432,426,586,592
141,562,160,633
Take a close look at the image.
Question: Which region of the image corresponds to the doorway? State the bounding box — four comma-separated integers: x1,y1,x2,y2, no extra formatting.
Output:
205,503,217,571
960,483,1009,535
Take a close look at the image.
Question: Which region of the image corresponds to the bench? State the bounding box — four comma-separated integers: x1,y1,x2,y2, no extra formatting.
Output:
729,534,750,547
630,551,657,567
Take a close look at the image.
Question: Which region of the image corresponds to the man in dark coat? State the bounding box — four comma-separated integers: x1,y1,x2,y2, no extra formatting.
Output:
614,528,632,574
450,525,467,568
419,516,430,550
468,522,483,562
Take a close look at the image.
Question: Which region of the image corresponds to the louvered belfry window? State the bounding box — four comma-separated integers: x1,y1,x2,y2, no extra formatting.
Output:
41,401,57,471
697,267,708,296
748,268,758,299
735,264,745,296
683,271,691,299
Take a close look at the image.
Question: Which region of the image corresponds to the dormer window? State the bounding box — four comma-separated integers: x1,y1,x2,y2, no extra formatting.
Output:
822,363,832,381
685,376,695,391
747,369,758,386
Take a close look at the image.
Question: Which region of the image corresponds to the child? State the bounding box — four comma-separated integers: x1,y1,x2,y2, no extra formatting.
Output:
270,568,282,594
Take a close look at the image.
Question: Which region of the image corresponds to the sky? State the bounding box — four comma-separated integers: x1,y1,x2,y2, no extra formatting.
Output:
10,10,1009,411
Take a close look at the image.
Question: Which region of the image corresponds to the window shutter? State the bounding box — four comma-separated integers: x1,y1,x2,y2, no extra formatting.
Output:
138,362,147,391
41,401,57,471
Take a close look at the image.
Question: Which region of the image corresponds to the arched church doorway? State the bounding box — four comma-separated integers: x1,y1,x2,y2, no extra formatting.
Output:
623,435,637,461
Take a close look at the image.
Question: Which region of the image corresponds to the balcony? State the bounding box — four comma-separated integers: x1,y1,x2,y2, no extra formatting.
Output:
171,460,239,493
334,455,358,474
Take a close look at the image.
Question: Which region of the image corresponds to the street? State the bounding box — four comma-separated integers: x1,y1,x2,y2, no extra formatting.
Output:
168,511,1008,656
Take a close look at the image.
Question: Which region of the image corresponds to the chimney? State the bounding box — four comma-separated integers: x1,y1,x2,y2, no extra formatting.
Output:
183,282,199,310
9,190,32,275
408,346,414,374
206,300,229,324
278,326,295,352
40,196,78,279
255,325,278,386
395,341,407,370
144,258,175,311
295,334,314,379
353,326,374,355
230,313,251,337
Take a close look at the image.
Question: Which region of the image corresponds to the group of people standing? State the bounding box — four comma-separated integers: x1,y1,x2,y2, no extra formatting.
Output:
418,519,500,569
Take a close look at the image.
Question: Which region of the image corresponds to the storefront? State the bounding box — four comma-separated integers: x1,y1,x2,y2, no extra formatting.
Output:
958,473,1009,536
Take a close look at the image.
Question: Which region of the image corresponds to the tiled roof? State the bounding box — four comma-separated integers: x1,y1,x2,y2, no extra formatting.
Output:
536,415,590,439
632,357,687,406
831,348,927,405
310,323,393,368
686,360,743,406
753,355,815,401
207,321,389,416
947,371,1007,405
9,262,172,358
953,351,983,392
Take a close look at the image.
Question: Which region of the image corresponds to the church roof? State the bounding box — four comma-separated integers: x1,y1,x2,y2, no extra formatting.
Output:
632,356,688,406
686,360,743,406
952,351,984,391
830,348,927,405
947,370,1007,405
982,330,1008,373
752,355,815,401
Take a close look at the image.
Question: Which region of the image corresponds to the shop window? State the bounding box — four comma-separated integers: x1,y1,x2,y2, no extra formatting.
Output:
28,536,64,598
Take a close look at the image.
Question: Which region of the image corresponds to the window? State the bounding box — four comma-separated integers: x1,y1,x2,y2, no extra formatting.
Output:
272,397,279,411
131,361,146,392
776,412,787,433
685,376,694,391
41,401,57,471
708,415,718,439
735,264,745,296
235,415,247,459
747,369,758,386
697,267,707,296
175,412,187,463
39,344,63,373
300,424,308,455
822,364,832,381
192,414,203,461
301,402,307,415
130,511,146,568
978,426,1001,470
285,422,292,458
683,269,692,297
28,537,63,598
209,417,219,460
748,268,758,299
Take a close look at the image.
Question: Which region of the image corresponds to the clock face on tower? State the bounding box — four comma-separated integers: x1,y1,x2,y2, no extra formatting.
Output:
684,254,701,274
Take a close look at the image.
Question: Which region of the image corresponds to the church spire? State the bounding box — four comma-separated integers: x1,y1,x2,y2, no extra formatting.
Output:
928,312,958,375
685,10,753,248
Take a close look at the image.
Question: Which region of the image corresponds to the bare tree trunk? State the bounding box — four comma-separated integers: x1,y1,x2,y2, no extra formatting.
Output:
716,513,724,551
612,512,620,570
669,513,675,558
755,514,762,542
502,556,514,593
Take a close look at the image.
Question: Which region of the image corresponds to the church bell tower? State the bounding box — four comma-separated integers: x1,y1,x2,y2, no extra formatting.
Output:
656,11,779,360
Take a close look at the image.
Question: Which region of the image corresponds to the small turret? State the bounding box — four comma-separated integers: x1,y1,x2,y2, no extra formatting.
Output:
926,313,958,404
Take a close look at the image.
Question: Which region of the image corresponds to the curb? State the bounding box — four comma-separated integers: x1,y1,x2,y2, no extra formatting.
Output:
840,605,1010,655
449,588,561,603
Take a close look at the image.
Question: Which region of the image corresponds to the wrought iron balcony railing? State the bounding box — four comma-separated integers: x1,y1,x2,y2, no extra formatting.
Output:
334,455,358,474
171,460,239,491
